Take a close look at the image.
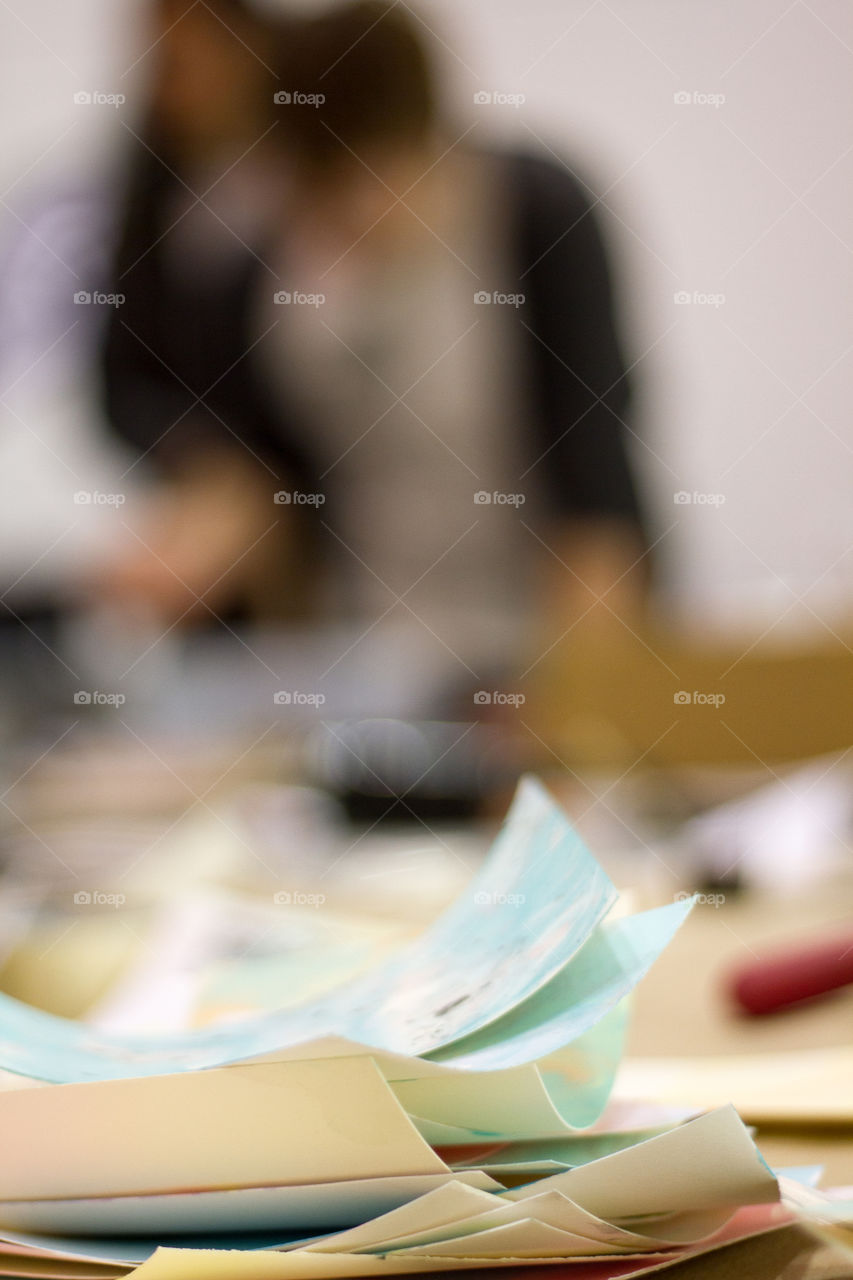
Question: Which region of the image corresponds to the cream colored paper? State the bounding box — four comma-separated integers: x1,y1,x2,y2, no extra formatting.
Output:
391,1218,627,1258
616,1045,853,1125
125,1249,646,1278
313,1188,730,1257
504,1107,778,1219
392,1066,575,1141
0,1056,446,1201
0,1173,502,1238
0,1253,127,1279
243,1037,599,1143
302,1183,497,1253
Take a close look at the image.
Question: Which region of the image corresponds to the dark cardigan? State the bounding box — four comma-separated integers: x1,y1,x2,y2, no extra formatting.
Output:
102,147,643,531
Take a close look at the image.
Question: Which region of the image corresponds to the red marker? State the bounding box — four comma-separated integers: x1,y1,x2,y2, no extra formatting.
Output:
729,934,853,1016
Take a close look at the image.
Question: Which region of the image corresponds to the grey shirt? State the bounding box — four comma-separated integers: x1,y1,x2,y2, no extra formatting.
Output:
258,152,546,669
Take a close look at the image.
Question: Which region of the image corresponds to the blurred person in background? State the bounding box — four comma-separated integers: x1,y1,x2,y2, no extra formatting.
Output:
0,0,292,626
0,0,293,728
96,0,299,623
98,0,649,689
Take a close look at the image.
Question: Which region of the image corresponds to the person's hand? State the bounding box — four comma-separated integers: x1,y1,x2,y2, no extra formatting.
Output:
90,451,286,625
542,517,649,634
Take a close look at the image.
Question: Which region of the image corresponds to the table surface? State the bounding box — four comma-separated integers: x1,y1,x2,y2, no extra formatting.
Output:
3,738,853,1248
625,880,853,1184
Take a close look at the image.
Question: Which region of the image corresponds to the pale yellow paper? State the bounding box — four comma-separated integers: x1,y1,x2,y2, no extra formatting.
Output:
616,1045,853,1125
0,1069,45,1093
127,1249,638,1278
328,1193,634,1256
404,1116,483,1144
393,1217,627,1258
392,1067,573,1141
0,1056,446,1201
0,1174,502,1238
302,1183,497,1253
505,1106,777,1220
244,1037,591,1143
781,1176,853,1258
0,1253,127,1279
318,1188,725,1257
239,1036,452,1076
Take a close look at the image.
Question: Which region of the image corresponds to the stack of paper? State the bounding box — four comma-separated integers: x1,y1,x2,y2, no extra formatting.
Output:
0,779,792,1277
0,1048,786,1278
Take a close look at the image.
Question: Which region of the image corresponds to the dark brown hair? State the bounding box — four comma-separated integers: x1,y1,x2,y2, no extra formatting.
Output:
275,1,438,171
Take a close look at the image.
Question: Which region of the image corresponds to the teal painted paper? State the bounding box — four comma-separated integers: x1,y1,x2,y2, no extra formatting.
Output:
427,898,694,1072
0,777,617,1082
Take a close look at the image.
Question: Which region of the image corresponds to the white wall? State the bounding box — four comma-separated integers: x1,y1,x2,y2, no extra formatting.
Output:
430,0,853,631
1,0,851,628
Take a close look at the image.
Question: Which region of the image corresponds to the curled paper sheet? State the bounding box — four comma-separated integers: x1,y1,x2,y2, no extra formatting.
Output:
0,777,788,1280
0,779,620,1082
